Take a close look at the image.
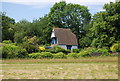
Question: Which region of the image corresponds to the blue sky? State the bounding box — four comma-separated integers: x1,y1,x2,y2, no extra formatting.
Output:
2,0,115,22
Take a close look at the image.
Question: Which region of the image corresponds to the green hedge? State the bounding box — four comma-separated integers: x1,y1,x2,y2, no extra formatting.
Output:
77,47,110,57
29,52,53,59
67,53,78,58
53,52,67,59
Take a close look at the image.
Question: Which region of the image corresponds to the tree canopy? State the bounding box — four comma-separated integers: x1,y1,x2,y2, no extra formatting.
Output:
48,1,91,45
1,12,15,41
89,2,120,48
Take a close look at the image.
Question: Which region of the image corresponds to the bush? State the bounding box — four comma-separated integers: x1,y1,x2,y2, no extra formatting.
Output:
29,52,53,59
17,48,28,58
46,46,66,53
72,49,80,53
77,47,110,57
64,49,71,54
39,46,45,51
40,52,53,58
3,40,12,44
77,47,97,57
96,48,110,56
67,53,78,58
29,53,42,59
53,52,67,59
110,43,120,52
2,43,28,59
21,43,39,53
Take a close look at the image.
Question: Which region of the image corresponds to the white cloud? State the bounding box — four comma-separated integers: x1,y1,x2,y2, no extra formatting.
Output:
2,0,115,8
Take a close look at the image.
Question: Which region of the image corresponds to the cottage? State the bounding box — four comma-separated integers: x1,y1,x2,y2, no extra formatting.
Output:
51,28,78,50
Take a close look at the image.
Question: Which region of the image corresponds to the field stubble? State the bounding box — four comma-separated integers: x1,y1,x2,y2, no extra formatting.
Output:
1,56,118,79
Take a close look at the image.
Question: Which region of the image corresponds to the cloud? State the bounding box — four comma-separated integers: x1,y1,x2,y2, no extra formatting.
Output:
2,0,115,8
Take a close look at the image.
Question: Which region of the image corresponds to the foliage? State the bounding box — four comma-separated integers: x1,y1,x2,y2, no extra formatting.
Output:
77,47,96,57
2,43,28,58
53,52,67,59
39,46,45,51
20,42,39,53
1,12,15,42
67,53,78,58
2,40,12,44
77,47,110,57
46,46,66,53
110,43,120,52
96,48,110,56
40,52,53,58
72,49,80,53
29,52,53,59
29,53,42,59
90,2,120,48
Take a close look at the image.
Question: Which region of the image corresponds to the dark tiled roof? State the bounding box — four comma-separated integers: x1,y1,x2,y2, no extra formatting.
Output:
54,28,78,45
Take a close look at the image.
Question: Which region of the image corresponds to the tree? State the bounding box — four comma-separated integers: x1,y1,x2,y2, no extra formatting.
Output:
1,12,15,41
90,2,120,48
48,1,91,46
14,20,31,43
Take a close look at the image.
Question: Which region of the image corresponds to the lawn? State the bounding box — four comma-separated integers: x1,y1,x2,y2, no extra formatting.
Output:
1,56,118,79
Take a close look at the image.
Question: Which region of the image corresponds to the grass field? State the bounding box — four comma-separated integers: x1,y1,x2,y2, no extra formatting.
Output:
1,56,118,79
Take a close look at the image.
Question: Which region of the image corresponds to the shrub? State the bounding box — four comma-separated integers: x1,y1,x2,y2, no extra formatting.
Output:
46,46,66,53
67,53,78,58
21,43,39,53
97,48,110,56
40,52,53,58
53,52,67,59
2,43,28,59
17,48,28,58
110,43,120,52
29,53,42,59
29,52,53,59
64,49,71,54
39,46,45,51
3,40,12,44
77,50,91,57
72,49,80,53
77,47,97,57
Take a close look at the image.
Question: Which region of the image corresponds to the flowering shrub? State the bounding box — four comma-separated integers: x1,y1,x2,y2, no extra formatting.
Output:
110,43,120,52
39,46,45,51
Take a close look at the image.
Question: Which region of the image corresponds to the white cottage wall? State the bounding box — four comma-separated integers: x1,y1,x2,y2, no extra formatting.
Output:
59,45,67,49
71,45,78,50
59,45,78,50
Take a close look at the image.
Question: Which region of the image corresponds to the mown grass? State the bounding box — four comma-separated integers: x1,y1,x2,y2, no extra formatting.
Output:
1,56,118,64
1,56,118,79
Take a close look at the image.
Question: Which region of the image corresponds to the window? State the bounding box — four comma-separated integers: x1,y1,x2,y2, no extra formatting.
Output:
67,45,72,50
51,37,57,44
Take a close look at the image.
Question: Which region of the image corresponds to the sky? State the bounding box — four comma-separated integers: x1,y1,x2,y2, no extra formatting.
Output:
1,0,115,22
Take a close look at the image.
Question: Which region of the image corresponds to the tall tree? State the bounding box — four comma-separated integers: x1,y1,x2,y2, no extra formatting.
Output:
48,1,91,46
90,2,120,48
1,12,15,41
